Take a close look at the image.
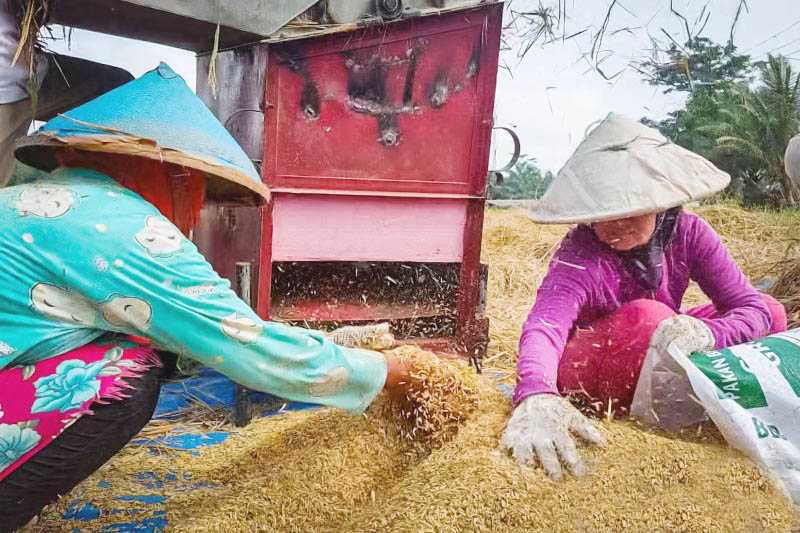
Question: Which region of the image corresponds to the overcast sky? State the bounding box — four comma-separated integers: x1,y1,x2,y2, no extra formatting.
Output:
45,0,800,173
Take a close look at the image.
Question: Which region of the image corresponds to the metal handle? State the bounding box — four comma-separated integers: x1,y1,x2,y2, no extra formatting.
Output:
489,126,521,174
224,108,263,130
223,109,265,169
235,262,252,306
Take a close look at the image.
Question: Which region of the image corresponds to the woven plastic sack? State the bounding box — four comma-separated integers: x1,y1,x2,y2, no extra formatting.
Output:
632,329,800,503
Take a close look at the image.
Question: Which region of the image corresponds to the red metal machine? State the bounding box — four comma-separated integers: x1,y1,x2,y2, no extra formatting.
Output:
193,2,503,359
192,2,503,359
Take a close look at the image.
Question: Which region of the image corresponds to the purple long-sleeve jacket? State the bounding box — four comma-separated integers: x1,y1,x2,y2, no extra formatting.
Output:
514,211,771,406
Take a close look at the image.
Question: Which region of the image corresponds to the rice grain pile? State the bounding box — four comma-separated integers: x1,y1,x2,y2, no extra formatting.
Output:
377,346,480,451
30,205,800,531
33,376,798,532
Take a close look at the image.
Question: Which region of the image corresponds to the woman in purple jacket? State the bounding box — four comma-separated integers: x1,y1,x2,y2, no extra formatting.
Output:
501,114,787,480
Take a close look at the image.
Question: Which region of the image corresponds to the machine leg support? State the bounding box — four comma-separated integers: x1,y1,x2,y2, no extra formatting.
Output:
233,384,252,427
457,317,489,373
233,262,254,427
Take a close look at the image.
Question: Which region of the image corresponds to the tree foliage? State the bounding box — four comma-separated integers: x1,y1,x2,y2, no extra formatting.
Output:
705,55,800,205
488,156,553,200
639,37,753,94
641,36,800,208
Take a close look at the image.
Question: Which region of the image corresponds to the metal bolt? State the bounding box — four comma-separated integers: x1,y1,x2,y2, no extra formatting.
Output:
380,128,401,146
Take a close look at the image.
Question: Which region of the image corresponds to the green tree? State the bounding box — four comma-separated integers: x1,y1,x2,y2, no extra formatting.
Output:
639,37,753,161
640,37,753,95
488,156,553,200
642,87,744,165
702,55,800,205
638,38,800,206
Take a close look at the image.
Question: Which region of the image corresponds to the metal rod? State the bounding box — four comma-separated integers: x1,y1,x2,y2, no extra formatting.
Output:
236,262,252,305
233,262,253,427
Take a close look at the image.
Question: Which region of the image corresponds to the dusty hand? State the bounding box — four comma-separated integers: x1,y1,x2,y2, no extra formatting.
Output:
650,315,715,356
328,323,395,350
501,394,605,480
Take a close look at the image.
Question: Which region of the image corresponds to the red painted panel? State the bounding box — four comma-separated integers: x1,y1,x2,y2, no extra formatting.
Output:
263,4,503,196
192,204,263,310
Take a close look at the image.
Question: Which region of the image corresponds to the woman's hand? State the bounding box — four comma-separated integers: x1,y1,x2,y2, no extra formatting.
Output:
383,354,413,399
650,314,715,356
501,394,605,480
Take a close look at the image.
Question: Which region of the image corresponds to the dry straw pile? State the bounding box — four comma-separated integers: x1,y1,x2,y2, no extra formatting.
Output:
770,238,800,327
32,205,800,531
773,260,800,327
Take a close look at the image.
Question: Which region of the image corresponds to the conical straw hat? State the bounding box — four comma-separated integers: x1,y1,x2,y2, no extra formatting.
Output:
15,63,269,204
528,113,729,224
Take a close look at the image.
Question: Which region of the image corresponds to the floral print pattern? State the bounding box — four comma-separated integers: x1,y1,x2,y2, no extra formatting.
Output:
0,339,157,482
0,422,41,470
31,359,107,414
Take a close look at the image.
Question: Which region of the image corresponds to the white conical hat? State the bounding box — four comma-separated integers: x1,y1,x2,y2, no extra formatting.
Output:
528,113,730,224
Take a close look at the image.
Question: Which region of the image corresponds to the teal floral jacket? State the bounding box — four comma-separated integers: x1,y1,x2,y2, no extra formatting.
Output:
0,168,388,413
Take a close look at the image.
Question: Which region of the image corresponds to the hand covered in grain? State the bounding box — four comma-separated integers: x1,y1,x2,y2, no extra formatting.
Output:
501,394,605,480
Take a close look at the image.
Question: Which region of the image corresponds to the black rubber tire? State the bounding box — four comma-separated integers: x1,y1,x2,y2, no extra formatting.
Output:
0,365,161,532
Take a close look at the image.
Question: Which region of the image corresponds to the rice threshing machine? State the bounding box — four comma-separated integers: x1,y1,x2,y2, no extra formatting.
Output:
53,0,505,361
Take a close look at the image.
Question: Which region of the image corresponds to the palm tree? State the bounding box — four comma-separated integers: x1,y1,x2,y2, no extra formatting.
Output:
706,55,800,205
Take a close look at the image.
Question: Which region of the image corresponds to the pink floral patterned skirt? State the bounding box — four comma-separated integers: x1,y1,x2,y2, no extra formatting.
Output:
0,336,159,482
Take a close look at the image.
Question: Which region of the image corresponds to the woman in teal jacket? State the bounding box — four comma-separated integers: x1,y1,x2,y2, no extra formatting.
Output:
0,64,407,530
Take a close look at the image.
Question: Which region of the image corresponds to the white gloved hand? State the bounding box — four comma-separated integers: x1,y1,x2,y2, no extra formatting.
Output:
327,323,395,350
649,314,715,357
631,314,715,430
501,394,605,480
